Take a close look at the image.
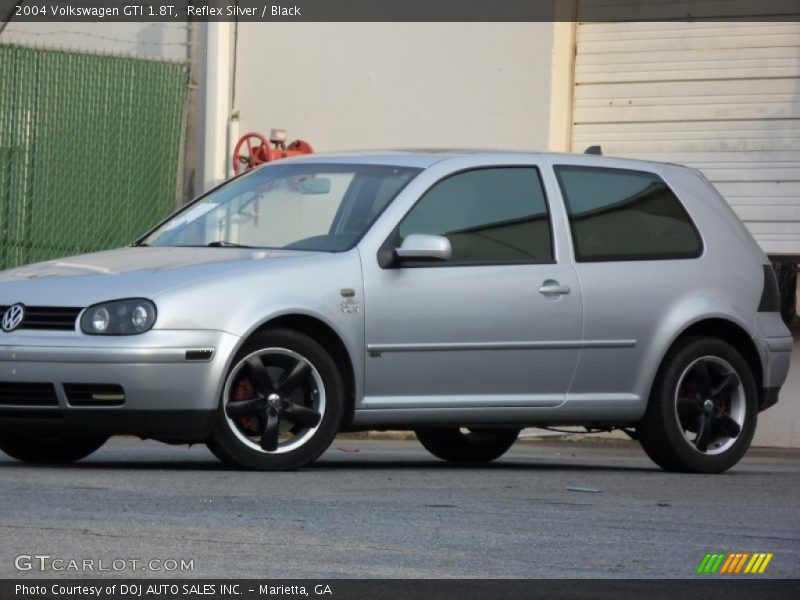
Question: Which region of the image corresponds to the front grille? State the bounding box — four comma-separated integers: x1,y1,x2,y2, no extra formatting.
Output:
0,382,59,406
64,384,125,406
0,306,82,331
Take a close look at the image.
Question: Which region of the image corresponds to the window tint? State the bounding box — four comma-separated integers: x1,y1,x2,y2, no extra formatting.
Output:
555,166,702,261
398,167,553,264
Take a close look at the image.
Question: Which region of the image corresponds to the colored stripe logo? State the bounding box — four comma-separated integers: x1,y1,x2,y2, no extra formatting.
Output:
697,552,773,574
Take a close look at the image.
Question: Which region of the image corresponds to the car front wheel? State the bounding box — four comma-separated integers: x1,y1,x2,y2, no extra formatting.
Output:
637,336,757,473
415,427,520,463
207,328,344,470
0,434,108,464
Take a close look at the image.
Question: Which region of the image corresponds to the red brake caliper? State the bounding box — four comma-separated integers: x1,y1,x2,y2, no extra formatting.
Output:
233,378,257,432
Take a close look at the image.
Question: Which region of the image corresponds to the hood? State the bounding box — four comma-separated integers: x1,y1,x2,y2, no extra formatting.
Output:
0,246,318,307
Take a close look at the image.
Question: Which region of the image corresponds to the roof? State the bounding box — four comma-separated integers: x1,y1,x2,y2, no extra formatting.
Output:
282,150,477,168
281,149,686,171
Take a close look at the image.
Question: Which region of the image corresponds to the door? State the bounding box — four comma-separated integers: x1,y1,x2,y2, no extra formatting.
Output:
553,164,706,404
361,166,582,409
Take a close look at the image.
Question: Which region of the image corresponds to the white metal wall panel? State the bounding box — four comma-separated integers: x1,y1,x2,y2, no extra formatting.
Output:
233,23,555,154
572,15,800,255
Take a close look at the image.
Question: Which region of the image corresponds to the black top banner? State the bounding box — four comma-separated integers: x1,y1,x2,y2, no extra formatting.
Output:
2,0,800,23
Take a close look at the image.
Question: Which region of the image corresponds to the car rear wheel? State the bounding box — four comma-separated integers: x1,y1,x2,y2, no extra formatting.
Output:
637,336,757,473
0,434,108,464
415,427,520,463
207,328,344,470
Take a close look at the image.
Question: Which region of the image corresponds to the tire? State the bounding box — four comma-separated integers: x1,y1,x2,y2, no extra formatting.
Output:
207,328,344,470
637,336,758,474
415,427,520,463
0,435,107,464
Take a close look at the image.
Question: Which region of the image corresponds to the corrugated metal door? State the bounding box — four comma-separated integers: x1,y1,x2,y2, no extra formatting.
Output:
571,17,800,256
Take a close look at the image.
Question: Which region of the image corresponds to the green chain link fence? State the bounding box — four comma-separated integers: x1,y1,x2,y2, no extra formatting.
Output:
0,44,188,270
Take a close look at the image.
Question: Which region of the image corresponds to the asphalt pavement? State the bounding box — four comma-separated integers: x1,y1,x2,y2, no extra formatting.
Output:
0,437,798,579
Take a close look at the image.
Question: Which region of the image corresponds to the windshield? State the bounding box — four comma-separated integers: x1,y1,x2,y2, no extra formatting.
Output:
139,163,421,251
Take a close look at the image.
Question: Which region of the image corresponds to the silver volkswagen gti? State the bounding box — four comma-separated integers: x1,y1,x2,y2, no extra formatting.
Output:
0,151,792,472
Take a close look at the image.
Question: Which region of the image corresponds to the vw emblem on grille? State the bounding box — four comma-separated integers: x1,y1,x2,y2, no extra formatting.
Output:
1,304,25,332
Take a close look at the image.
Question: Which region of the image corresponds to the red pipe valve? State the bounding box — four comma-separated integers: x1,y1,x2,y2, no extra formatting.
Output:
232,128,314,174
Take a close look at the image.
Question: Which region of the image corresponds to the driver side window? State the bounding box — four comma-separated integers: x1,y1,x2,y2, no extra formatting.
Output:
398,167,553,265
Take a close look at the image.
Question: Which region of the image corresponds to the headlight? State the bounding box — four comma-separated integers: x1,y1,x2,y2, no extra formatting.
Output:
80,299,157,335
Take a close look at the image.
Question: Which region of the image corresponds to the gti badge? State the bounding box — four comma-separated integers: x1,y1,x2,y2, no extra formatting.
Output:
340,288,360,314
1,304,25,332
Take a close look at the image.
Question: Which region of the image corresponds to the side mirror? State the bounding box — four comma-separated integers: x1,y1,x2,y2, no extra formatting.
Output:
395,234,452,262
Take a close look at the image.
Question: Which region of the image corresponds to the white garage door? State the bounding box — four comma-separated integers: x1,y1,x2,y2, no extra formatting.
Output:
571,16,800,256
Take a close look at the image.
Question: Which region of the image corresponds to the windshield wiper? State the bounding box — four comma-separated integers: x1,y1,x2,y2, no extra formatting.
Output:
206,241,253,248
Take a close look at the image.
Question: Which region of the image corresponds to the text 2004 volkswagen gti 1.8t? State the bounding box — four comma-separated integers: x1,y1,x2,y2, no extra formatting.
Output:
0,151,792,472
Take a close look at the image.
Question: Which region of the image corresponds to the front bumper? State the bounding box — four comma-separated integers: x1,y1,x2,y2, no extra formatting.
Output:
0,329,240,440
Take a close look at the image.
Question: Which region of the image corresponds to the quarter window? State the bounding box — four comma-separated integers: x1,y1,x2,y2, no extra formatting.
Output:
397,167,553,264
555,166,702,262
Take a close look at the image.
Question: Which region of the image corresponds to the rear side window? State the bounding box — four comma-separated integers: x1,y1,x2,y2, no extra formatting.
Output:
398,167,553,265
555,166,702,262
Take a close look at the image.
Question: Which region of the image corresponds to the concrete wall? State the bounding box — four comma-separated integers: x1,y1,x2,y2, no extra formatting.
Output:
0,21,190,62
232,22,556,153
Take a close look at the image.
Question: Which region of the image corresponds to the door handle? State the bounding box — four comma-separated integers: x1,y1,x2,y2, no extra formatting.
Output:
539,280,571,295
